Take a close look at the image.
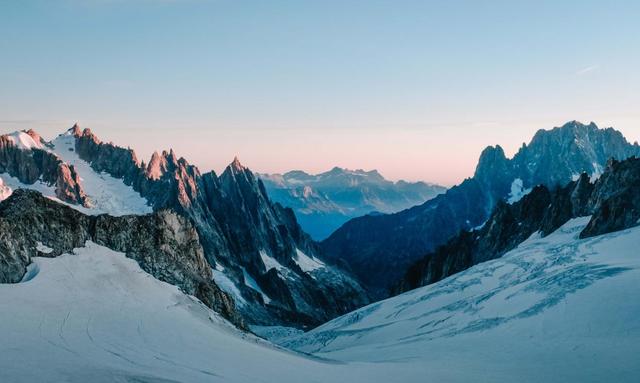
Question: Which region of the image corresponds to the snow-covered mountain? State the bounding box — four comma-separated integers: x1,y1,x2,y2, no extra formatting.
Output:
0,126,369,328
259,168,445,240
321,121,640,294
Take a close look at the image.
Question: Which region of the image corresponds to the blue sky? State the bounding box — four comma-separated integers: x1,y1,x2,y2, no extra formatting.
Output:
1,0,639,185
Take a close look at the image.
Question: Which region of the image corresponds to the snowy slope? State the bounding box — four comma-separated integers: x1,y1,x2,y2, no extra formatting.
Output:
50,133,151,215
284,217,640,382
0,242,422,383
5,131,45,150
1,208,638,382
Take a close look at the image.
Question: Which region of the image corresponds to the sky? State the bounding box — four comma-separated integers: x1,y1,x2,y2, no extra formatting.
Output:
1,0,639,186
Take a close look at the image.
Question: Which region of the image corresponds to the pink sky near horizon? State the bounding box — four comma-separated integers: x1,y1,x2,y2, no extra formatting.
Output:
2,115,639,187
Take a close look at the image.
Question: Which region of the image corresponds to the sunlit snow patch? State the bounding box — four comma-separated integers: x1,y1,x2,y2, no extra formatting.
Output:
5,131,44,151
507,178,532,204
295,249,325,272
0,173,56,203
260,250,287,272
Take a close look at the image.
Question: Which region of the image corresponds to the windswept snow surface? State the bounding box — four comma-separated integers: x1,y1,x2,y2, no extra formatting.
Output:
0,173,56,203
50,133,152,216
0,242,416,383
285,217,640,382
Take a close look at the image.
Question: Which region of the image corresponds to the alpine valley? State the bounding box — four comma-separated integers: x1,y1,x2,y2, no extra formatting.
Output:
258,168,445,240
1,121,639,382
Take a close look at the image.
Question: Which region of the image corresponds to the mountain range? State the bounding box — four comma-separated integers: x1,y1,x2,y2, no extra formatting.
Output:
1,120,640,382
320,121,640,294
258,168,445,240
3,150,640,382
395,154,640,294
0,125,369,328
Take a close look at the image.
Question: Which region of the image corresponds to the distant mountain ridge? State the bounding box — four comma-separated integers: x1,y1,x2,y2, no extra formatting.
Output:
259,167,445,240
321,121,640,294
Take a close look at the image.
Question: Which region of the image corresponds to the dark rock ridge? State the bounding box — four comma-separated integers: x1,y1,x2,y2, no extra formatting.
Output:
395,155,640,294
66,126,368,326
321,121,640,294
0,189,243,328
0,131,88,206
258,168,445,240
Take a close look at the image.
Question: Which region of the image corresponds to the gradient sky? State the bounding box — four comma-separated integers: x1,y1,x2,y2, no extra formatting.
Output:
1,0,639,186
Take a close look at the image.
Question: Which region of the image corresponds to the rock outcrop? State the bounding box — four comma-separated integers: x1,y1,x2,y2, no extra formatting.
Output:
0,189,243,328
0,131,88,206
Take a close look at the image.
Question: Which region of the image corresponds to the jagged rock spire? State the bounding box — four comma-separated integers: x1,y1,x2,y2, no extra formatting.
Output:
229,156,245,172
68,123,82,137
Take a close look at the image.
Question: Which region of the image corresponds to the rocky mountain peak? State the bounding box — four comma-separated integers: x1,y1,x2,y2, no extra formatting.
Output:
229,156,246,173
146,151,168,180
68,123,82,137
322,121,640,293
474,145,508,178
24,129,44,145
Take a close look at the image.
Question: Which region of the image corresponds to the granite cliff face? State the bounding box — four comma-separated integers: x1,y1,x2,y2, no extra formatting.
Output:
259,168,445,240
395,155,640,294
321,121,640,294
0,189,242,327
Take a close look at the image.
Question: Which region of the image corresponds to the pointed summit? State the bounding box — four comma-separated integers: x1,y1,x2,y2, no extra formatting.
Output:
146,151,167,180
230,156,245,172
68,123,82,137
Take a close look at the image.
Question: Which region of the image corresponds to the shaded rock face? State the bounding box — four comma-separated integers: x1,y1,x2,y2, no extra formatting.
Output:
581,157,640,237
258,167,446,240
395,156,640,294
0,133,88,206
321,121,640,294
68,127,368,326
0,189,243,328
